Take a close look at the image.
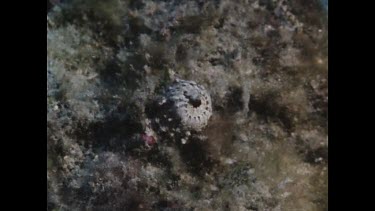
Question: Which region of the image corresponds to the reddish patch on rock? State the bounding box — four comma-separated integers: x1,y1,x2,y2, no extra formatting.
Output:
141,134,157,146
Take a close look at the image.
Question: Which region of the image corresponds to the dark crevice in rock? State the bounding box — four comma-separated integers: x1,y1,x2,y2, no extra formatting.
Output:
176,137,217,177
248,93,294,131
225,86,244,113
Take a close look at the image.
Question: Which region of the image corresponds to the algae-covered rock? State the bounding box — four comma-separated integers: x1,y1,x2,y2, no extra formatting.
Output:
47,0,327,210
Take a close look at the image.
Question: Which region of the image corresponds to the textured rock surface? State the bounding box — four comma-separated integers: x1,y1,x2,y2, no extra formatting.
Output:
47,0,328,210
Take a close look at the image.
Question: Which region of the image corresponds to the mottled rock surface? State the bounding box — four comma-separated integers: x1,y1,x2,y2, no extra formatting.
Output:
47,0,328,210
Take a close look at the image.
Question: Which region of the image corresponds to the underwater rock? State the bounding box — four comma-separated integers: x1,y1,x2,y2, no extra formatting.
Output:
47,0,327,210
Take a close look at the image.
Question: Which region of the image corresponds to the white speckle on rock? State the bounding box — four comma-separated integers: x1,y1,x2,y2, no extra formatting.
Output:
224,158,236,165
210,185,219,191
181,138,187,144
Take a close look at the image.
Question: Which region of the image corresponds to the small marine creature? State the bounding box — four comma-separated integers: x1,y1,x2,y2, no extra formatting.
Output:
164,78,212,131
146,78,212,144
